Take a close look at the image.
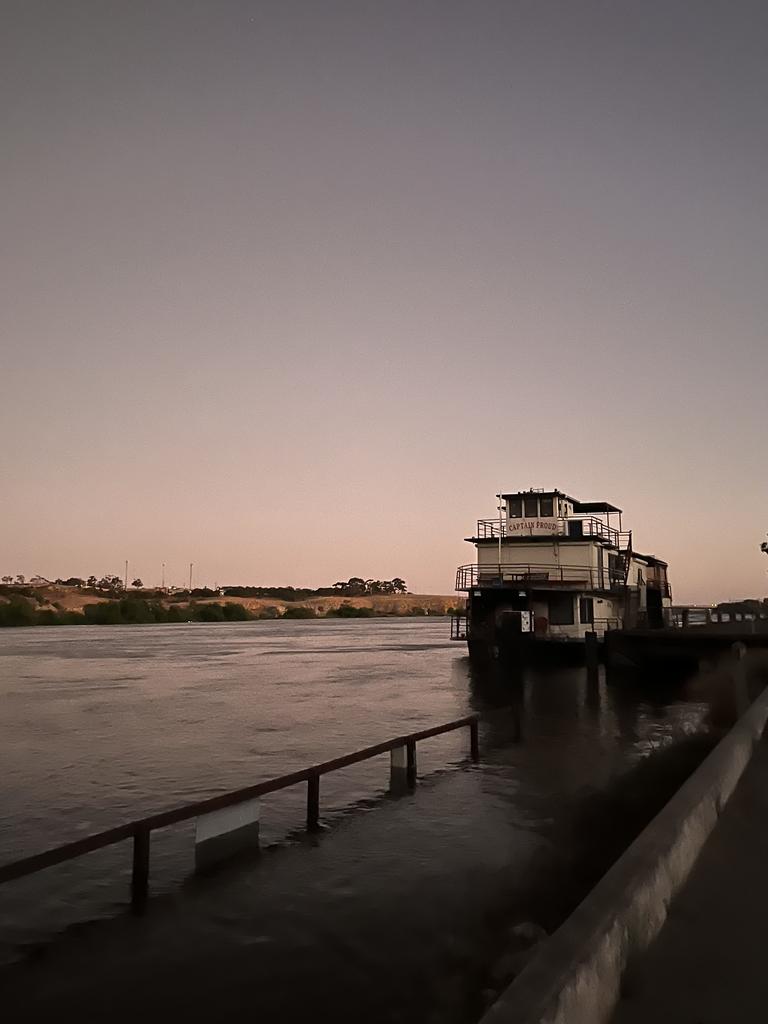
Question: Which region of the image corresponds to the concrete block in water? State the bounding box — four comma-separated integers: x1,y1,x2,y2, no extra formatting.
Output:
390,743,416,794
195,797,261,872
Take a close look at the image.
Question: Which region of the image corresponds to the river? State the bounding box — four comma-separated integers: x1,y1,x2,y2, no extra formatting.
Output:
0,619,709,1020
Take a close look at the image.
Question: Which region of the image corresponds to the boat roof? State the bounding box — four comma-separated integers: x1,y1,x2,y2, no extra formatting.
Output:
498,490,622,514
572,500,622,514
633,552,668,568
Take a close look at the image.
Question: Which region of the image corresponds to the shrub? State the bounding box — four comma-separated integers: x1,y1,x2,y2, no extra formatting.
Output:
0,598,37,627
331,603,376,618
282,606,316,619
198,603,226,622
222,602,251,621
83,602,123,625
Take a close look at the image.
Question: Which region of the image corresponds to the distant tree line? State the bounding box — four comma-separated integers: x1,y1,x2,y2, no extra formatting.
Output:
2,575,409,600
220,577,408,600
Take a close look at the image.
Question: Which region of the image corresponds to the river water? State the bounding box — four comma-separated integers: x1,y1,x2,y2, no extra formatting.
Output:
0,619,708,1020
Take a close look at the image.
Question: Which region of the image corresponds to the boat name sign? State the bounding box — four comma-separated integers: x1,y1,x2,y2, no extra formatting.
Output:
507,518,559,535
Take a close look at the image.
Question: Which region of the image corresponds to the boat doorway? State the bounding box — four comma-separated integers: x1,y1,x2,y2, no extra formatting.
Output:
647,588,664,628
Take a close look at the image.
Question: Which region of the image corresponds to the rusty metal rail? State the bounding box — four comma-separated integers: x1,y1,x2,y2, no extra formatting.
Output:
0,714,480,908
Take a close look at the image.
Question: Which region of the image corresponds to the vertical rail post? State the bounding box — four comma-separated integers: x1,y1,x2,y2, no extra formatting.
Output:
306,771,320,832
131,827,150,911
470,718,480,762
406,740,417,787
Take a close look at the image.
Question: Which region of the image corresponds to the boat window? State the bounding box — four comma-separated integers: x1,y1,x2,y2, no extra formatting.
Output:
539,496,554,517
523,496,538,517
579,597,594,624
548,594,574,625
508,498,523,518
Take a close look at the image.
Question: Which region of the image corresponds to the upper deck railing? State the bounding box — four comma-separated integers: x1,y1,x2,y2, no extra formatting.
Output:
473,516,630,549
456,563,626,591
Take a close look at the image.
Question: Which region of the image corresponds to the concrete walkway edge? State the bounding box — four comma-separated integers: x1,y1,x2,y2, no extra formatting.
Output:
481,678,768,1024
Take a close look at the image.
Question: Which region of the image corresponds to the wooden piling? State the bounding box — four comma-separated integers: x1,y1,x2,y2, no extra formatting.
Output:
131,827,150,910
406,739,417,787
306,772,320,832
470,719,480,762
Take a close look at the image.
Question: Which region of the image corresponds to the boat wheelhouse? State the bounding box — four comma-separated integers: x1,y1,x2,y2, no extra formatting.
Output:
453,488,672,659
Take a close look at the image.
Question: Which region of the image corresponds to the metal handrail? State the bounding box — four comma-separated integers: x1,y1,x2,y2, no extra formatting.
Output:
456,563,627,591
473,516,629,548
0,715,480,908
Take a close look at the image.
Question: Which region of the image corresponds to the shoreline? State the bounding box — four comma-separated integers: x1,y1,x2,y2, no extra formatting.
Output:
0,588,464,629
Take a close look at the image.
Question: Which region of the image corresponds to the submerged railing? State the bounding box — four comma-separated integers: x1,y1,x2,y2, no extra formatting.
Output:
0,714,480,910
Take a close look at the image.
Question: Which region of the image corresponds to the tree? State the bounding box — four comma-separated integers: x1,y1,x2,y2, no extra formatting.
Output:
97,575,125,596
15,574,25,585
1,576,12,585
391,578,408,593
86,575,97,589
132,578,143,589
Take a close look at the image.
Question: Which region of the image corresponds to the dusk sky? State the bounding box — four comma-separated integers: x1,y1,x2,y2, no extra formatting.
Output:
3,1,767,603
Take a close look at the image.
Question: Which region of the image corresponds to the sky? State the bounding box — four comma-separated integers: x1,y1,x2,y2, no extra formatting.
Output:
2,0,767,602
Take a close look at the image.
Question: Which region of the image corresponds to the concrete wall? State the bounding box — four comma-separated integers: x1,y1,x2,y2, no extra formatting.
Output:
481,673,768,1024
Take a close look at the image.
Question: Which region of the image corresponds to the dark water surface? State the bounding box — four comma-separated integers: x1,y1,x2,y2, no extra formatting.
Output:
0,620,708,1020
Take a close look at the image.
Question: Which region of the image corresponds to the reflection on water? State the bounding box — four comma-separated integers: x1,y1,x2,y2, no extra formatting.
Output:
0,620,711,1021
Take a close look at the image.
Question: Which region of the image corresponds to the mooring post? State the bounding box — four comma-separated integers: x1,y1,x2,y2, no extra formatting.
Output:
406,739,417,787
131,827,150,911
470,718,480,762
390,740,417,794
306,771,321,832
585,630,599,685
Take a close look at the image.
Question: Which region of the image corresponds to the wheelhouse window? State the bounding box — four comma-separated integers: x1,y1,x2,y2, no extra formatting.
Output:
548,594,574,625
523,496,538,517
508,498,523,518
579,597,594,624
539,496,554,517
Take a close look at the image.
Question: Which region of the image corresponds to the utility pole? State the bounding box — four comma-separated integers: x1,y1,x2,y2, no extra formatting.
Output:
161,562,165,589
189,562,193,592
124,560,128,591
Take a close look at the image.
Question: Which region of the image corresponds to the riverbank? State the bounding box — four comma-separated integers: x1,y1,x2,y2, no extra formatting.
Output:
0,586,463,627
